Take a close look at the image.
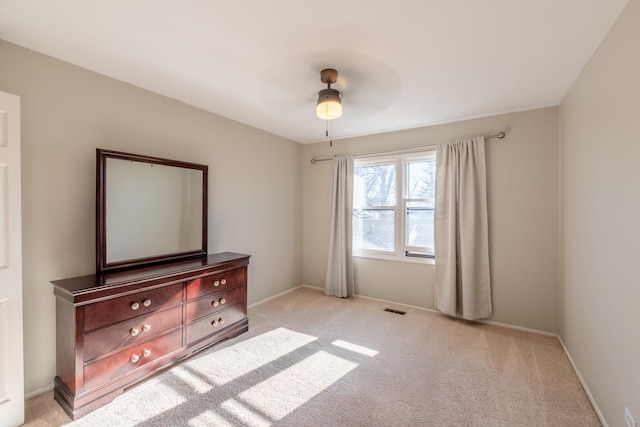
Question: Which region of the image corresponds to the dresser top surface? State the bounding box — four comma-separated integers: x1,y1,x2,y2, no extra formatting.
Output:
51,252,250,298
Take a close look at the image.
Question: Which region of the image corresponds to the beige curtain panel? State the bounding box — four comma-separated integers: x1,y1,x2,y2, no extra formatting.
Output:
325,155,355,298
435,137,492,320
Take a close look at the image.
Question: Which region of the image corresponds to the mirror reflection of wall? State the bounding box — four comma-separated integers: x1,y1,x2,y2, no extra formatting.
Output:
105,158,203,263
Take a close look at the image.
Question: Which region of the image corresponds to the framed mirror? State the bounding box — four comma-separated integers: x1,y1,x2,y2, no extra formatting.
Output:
96,149,208,273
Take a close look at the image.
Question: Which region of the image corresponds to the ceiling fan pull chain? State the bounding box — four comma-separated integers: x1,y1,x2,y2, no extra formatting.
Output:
329,120,333,147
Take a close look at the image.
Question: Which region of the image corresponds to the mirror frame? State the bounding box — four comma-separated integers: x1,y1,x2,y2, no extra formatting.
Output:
96,148,208,274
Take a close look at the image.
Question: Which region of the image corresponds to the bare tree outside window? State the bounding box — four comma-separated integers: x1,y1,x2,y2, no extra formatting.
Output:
406,160,435,250
353,164,396,251
353,153,436,258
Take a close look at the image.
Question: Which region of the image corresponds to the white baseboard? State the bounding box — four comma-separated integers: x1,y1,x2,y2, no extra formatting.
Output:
25,383,54,401
254,284,437,314
300,285,558,337
300,283,323,292
478,319,557,338
300,284,443,314
351,291,442,314
248,284,309,309
298,284,558,336
558,336,608,427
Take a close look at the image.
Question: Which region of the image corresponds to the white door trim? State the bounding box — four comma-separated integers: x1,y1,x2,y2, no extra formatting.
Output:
0,90,25,427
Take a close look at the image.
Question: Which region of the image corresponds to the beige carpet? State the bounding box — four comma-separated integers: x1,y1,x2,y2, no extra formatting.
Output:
23,287,600,426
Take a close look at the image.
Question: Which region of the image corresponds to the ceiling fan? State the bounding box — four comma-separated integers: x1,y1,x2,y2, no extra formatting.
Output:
316,68,343,120
316,68,343,146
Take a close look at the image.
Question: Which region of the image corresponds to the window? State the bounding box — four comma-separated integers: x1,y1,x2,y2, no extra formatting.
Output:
353,151,436,261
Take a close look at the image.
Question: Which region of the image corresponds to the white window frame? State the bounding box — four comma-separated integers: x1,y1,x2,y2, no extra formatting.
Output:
352,149,436,264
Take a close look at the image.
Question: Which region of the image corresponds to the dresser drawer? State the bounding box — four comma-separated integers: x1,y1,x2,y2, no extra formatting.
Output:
83,329,182,390
186,268,246,300
83,305,183,362
83,283,183,332
185,304,246,344
185,286,245,323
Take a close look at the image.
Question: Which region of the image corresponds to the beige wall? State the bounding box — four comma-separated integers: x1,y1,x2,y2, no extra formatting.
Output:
0,40,303,395
303,107,559,333
560,0,640,425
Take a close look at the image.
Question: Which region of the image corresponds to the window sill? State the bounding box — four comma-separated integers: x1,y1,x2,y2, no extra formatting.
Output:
353,252,435,266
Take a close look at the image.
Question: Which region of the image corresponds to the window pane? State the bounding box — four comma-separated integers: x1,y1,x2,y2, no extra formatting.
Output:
406,204,434,248
407,160,435,200
353,209,395,251
354,164,396,206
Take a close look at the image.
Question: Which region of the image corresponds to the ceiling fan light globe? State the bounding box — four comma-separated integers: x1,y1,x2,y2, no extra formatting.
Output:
316,88,342,120
317,101,342,120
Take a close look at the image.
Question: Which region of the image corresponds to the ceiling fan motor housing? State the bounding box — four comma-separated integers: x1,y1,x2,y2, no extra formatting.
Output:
320,68,339,86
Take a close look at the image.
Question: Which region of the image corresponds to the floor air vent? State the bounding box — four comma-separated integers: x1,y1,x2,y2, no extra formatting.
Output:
384,307,407,315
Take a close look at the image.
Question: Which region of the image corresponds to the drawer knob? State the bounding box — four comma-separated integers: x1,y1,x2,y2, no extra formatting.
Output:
130,327,140,336
211,319,219,326
142,324,151,332
130,354,140,363
131,302,140,310
142,349,151,358
219,317,225,324
213,280,220,287
221,279,227,285
211,298,226,307
143,299,152,307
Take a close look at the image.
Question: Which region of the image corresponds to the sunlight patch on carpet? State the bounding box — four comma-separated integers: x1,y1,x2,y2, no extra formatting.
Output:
183,327,317,387
188,397,271,427
332,339,379,357
235,350,358,421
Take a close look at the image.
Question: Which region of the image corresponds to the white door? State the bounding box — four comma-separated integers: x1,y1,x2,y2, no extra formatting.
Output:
0,91,24,427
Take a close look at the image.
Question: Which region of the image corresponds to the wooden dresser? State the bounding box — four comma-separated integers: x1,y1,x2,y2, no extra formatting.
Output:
51,252,250,420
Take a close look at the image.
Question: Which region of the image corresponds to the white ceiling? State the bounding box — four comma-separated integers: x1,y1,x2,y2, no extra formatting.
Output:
0,1,629,144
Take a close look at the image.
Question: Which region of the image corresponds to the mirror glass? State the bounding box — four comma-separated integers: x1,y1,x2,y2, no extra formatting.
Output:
97,149,208,273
